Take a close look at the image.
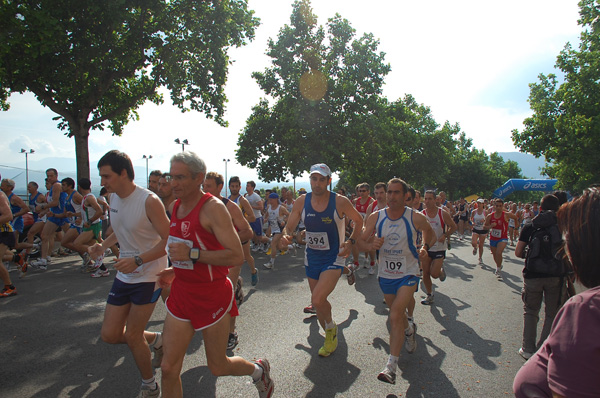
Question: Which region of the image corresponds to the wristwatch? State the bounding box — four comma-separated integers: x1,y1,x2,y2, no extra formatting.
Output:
423,243,431,251
348,238,356,245
189,247,200,261
134,256,143,266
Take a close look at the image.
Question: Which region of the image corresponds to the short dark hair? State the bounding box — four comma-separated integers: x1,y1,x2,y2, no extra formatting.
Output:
387,178,408,195
98,150,135,181
28,181,38,189
61,177,75,188
407,185,416,200
374,182,386,191
553,190,568,206
46,168,58,176
540,194,559,211
558,188,600,288
229,176,241,186
149,170,162,178
100,187,108,195
78,178,91,191
247,180,256,188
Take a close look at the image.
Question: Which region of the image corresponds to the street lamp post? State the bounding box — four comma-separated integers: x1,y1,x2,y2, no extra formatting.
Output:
20,149,35,189
143,155,153,188
174,138,189,152
223,159,230,197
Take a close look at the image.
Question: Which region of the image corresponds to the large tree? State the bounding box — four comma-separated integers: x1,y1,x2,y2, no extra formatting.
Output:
512,0,600,192
0,0,259,179
236,0,390,182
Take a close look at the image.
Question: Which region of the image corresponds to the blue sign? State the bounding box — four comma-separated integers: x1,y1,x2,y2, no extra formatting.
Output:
492,179,558,199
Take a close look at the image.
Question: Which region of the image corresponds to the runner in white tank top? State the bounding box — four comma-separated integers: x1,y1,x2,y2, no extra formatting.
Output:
363,178,436,385
420,190,457,305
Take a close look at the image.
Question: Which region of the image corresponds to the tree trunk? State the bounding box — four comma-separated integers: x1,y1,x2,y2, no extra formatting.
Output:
73,126,91,181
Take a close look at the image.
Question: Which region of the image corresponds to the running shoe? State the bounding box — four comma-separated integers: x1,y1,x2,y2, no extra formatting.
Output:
251,244,260,252
495,269,503,280
478,257,483,265
439,267,446,282
140,382,160,398
405,323,417,353
91,254,104,271
235,277,244,307
303,304,317,314
18,261,28,278
91,268,109,278
518,347,533,360
227,332,239,350
30,259,47,271
46,256,52,264
152,337,163,368
368,265,376,275
251,270,259,286
82,252,91,267
263,261,274,269
377,368,396,384
347,267,356,286
318,324,338,357
266,247,272,255
0,286,17,298
253,358,274,398
472,247,477,256
421,294,434,305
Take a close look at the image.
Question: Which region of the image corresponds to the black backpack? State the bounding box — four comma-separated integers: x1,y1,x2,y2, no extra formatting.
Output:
525,223,566,276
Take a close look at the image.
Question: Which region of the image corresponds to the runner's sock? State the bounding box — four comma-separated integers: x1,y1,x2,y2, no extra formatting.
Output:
142,376,156,389
386,355,399,373
251,363,264,382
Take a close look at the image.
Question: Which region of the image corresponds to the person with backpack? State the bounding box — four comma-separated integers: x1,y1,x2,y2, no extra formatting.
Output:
514,194,567,360
513,187,600,397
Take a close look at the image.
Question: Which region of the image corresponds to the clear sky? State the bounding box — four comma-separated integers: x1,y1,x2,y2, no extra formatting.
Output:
0,0,582,186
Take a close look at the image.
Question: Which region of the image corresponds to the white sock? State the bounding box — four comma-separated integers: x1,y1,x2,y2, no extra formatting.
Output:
150,332,162,349
142,376,156,388
251,363,263,382
325,321,335,330
386,355,399,372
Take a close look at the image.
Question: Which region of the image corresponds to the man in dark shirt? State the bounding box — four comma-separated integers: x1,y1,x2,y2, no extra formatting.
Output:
514,194,566,360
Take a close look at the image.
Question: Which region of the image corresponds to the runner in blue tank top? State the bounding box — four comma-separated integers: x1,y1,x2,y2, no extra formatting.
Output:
280,163,364,357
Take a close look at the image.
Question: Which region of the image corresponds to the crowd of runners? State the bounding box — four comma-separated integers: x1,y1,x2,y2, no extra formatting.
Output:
0,154,570,396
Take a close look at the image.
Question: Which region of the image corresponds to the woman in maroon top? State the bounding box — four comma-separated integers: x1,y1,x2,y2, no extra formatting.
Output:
513,187,600,398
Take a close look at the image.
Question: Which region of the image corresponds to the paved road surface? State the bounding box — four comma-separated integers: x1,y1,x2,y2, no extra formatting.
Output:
2,237,536,397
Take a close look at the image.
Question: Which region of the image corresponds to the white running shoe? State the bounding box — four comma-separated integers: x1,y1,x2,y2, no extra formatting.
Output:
405,323,417,353
91,268,109,278
253,358,274,398
368,265,376,275
421,294,434,305
263,261,274,269
140,382,160,398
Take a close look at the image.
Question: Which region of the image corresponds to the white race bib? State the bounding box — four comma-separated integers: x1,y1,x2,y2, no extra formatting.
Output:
379,251,407,278
306,231,330,250
491,228,502,238
167,236,194,270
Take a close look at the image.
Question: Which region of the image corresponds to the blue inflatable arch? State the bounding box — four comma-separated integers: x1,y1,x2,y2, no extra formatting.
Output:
492,179,558,199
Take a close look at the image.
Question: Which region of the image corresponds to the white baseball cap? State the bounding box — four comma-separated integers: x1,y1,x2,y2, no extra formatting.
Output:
310,163,331,177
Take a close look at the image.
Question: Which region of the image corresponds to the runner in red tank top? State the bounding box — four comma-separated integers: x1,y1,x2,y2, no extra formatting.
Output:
351,182,376,271
157,152,273,398
484,198,519,279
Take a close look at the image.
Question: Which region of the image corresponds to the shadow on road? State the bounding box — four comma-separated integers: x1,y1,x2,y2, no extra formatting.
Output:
294,309,360,398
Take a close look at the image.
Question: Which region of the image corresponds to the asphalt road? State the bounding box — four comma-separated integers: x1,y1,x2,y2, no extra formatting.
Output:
1,237,534,398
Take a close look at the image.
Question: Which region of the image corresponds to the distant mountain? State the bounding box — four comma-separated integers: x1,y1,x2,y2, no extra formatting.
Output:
497,152,547,179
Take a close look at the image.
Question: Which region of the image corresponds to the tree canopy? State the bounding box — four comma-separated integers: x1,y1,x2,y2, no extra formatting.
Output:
237,0,523,198
236,0,390,181
512,0,600,192
0,0,259,179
